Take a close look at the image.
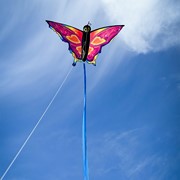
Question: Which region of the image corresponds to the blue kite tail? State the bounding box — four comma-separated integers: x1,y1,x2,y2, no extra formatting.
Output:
82,63,89,180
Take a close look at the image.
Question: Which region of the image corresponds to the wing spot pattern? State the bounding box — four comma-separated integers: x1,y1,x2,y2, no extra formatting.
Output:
66,35,81,44
88,47,94,55
76,46,82,55
91,37,106,45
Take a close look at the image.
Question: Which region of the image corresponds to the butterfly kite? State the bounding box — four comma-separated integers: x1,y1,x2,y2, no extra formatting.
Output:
46,20,124,180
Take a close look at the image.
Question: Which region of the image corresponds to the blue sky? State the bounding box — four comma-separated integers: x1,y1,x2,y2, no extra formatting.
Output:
0,0,180,179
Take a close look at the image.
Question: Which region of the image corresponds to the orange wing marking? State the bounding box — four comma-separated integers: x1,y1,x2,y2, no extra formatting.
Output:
91,37,106,45
88,47,94,55
76,46,82,55
66,35,81,44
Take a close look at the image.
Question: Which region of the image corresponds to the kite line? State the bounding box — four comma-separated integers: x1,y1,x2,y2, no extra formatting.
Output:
82,63,89,180
0,66,73,180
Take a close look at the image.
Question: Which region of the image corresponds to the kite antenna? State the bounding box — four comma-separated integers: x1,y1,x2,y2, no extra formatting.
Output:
88,21,91,26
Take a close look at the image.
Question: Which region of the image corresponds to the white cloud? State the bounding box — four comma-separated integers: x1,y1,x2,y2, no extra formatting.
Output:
101,0,180,53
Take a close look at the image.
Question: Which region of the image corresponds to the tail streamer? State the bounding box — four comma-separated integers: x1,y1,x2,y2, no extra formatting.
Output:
82,63,89,180
0,66,73,180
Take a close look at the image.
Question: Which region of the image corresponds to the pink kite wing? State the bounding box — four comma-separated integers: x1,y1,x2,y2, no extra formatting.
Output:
87,25,124,65
46,20,83,63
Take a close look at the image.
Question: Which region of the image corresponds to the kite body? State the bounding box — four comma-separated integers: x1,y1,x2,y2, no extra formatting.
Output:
81,25,91,62
46,20,124,66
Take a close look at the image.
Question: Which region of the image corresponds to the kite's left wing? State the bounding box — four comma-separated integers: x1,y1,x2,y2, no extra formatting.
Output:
46,20,83,64
87,25,124,65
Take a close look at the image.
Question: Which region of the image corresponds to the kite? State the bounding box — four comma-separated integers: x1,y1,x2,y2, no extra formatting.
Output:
46,20,124,180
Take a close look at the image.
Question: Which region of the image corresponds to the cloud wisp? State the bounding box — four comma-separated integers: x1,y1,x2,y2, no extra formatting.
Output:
101,0,180,53
88,128,173,179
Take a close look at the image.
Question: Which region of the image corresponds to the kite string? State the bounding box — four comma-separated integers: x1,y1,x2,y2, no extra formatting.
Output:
0,66,73,180
82,63,89,180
